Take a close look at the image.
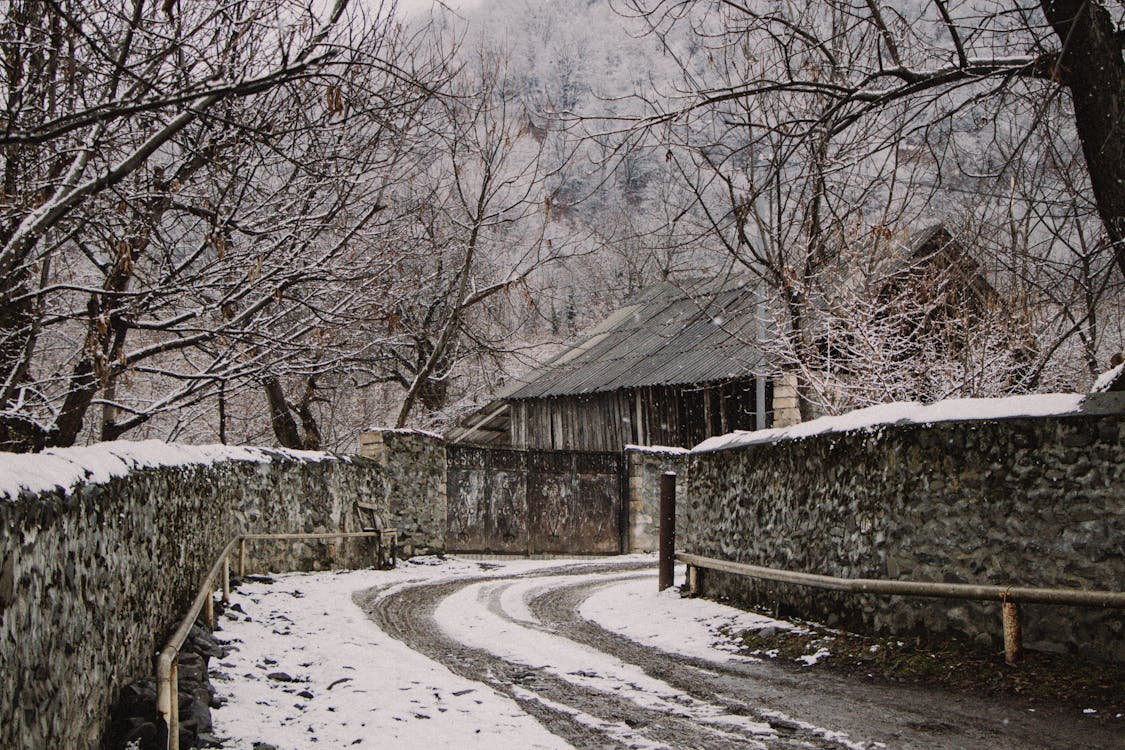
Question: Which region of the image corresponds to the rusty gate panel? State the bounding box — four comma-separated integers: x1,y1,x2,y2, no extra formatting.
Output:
446,445,624,555
446,446,529,553
526,451,622,554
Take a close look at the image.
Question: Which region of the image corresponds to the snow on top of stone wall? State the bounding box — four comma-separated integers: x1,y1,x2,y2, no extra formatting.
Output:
1092,362,1124,393
693,393,1099,453
363,427,446,440
0,440,336,501
623,444,690,455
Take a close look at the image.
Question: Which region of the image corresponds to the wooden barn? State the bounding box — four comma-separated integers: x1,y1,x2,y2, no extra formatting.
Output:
449,278,788,451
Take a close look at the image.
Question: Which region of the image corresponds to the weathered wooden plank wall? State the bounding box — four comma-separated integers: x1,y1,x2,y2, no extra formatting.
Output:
510,377,772,451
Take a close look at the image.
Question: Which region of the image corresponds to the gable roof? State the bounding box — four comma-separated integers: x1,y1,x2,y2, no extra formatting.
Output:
499,276,770,400
890,224,999,304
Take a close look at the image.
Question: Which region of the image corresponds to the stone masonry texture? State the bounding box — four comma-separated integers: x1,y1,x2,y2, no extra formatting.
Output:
0,450,444,750
682,413,1124,661
358,429,447,555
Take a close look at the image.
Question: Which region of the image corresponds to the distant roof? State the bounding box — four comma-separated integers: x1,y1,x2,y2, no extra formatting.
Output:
499,277,770,400
886,223,999,302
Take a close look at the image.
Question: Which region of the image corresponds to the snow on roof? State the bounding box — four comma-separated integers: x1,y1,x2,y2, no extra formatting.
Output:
497,277,769,400
0,440,337,501
692,392,1116,453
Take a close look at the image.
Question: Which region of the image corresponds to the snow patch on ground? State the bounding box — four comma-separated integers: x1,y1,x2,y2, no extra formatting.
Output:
795,648,832,666
437,574,777,738
694,393,1089,452
210,565,569,750
578,576,795,663
0,440,334,500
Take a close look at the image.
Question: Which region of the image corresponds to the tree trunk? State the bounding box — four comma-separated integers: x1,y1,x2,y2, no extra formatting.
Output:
264,375,322,450
295,377,322,451
264,376,304,449
1041,0,1125,278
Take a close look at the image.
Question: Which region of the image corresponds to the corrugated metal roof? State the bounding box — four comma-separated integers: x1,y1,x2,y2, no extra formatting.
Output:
500,277,770,399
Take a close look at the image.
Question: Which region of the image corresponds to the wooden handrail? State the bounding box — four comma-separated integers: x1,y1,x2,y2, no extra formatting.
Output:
677,551,1125,666
157,529,396,750
675,552,1125,607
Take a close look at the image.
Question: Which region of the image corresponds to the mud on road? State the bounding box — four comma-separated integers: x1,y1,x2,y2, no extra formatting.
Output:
355,560,1118,749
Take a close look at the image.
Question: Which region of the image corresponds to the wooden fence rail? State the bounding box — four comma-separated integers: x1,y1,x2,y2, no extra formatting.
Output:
676,552,1125,665
157,529,397,750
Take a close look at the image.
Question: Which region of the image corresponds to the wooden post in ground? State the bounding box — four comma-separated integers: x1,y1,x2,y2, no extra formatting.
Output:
658,472,676,591
1003,599,1022,665
168,659,180,750
686,564,699,595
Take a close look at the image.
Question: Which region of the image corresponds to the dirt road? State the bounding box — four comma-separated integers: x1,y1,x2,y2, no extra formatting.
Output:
356,559,1118,749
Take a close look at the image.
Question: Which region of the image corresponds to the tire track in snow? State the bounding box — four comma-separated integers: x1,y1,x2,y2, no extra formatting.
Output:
359,561,845,748
522,575,873,749
358,572,643,748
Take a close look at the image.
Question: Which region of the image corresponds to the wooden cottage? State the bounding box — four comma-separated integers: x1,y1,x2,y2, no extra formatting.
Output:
449,278,785,451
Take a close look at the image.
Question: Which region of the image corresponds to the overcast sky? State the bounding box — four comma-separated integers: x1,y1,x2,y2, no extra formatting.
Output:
395,0,486,17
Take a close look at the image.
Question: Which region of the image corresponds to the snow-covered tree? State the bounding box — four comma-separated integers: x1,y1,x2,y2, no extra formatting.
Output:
0,0,443,451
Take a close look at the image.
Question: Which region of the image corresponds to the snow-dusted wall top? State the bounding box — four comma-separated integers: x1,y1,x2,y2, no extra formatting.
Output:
1092,362,1125,393
0,440,337,501
0,443,391,750
693,392,1122,453
683,398,1124,662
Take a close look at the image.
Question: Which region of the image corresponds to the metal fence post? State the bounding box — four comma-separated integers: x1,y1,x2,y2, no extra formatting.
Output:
658,472,676,591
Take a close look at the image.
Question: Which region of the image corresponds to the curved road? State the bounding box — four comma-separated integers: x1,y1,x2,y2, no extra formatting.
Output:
355,560,1116,749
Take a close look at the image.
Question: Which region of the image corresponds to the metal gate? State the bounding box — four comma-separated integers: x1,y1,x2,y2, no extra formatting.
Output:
446,445,625,555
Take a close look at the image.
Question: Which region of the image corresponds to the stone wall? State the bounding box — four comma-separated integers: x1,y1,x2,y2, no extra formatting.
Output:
0,448,409,750
358,429,447,555
682,409,1125,661
625,447,687,553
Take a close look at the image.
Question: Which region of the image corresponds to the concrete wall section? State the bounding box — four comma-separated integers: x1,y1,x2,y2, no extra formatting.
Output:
625,447,687,553
682,413,1125,661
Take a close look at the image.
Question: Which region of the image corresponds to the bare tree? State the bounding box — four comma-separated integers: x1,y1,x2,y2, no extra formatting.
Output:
0,0,444,451
620,0,1125,277
385,46,577,428
606,0,1123,410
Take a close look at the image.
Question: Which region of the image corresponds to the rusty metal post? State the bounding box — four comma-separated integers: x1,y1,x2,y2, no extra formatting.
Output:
238,537,247,578
658,472,676,591
1003,599,1022,665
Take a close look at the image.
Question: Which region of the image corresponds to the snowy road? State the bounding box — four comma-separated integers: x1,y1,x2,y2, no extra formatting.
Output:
209,556,1116,749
